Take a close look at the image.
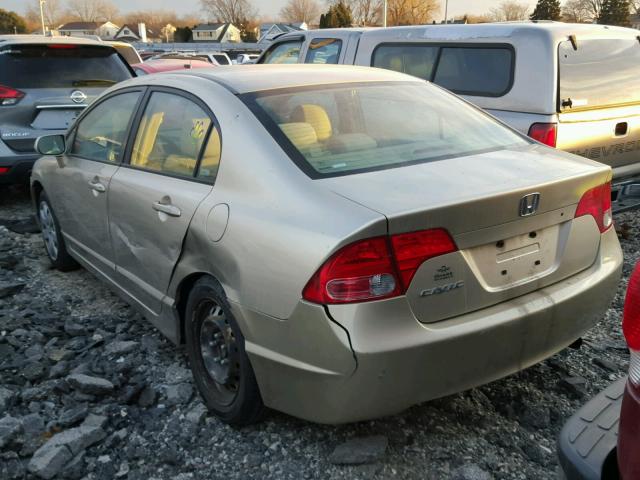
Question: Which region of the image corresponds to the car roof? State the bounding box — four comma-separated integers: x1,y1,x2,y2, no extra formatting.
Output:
171,64,422,94
0,34,109,47
282,22,639,42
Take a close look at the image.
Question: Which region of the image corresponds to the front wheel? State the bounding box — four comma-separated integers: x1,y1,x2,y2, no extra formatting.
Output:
38,192,78,271
185,277,266,425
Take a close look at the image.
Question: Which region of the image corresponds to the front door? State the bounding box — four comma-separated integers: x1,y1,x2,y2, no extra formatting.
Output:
54,90,142,277
108,90,220,316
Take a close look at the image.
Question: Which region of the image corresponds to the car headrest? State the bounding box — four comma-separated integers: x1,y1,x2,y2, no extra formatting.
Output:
291,104,332,141
278,122,318,149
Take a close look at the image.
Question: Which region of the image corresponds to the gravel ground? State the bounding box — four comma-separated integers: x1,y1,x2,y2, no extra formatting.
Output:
0,184,637,480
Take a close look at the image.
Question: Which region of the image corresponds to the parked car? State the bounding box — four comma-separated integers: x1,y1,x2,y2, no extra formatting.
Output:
31,65,622,425
0,35,134,185
132,58,214,75
152,51,232,66
258,23,640,209
558,259,640,479
235,53,260,64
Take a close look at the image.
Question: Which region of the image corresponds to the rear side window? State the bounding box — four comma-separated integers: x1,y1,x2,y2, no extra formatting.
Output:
372,44,514,97
559,39,640,111
305,38,342,64
213,54,230,65
260,41,302,64
130,92,211,178
71,92,141,163
0,44,131,89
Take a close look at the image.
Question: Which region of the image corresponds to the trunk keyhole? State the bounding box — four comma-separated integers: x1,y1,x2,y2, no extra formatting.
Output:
615,122,628,136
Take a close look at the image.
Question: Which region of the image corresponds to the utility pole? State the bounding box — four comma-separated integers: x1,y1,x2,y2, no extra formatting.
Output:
444,0,449,24
39,0,46,35
383,0,388,27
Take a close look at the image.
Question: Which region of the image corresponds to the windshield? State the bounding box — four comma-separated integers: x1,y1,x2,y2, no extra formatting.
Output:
559,38,640,111
0,44,131,89
244,82,529,178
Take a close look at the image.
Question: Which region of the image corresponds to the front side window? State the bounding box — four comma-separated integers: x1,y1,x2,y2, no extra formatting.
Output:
260,41,302,64
71,92,141,163
245,82,528,178
559,38,640,111
305,38,342,64
130,92,211,178
372,44,514,97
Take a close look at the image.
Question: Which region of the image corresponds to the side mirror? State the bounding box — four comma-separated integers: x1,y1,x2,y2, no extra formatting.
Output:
35,134,66,156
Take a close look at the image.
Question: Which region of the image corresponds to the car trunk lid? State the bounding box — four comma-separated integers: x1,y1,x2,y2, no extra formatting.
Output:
323,144,611,322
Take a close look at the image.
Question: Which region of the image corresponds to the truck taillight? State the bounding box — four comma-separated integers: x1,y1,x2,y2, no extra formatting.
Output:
0,85,24,106
623,263,640,388
574,183,613,233
302,229,457,304
528,123,557,147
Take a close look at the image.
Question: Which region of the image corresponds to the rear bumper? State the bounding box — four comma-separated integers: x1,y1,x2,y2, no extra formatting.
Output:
239,228,622,424
557,377,625,480
0,154,39,185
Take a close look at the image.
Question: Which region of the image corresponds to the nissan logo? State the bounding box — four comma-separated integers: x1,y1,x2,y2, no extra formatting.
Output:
70,90,87,104
519,193,540,217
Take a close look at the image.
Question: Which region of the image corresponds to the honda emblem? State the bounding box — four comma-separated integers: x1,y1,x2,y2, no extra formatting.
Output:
519,193,540,217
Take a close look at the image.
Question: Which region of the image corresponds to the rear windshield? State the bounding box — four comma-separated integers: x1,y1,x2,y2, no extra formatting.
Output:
559,38,640,111
372,44,514,97
0,44,131,89
244,82,528,178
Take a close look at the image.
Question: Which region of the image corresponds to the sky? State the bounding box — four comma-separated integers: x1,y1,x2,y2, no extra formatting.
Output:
6,0,539,21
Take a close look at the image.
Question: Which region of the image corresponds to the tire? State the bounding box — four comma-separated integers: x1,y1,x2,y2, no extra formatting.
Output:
185,277,266,425
37,192,78,271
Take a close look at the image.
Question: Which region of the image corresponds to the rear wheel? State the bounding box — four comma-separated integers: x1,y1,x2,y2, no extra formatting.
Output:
38,192,78,271
185,277,266,425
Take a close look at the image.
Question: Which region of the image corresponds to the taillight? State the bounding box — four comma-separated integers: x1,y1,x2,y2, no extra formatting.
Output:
0,85,24,106
574,183,613,233
0,167,9,174
302,229,457,304
623,263,640,388
391,228,456,290
47,44,77,49
528,123,557,147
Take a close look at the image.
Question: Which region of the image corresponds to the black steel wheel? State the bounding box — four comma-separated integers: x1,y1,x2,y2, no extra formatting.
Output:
185,276,266,425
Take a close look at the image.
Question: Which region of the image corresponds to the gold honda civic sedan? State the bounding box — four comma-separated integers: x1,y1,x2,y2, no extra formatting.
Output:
31,65,622,424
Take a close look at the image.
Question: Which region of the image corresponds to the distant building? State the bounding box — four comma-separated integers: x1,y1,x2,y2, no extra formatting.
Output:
192,23,241,43
440,18,468,25
114,23,159,43
57,21,120,39
259,22,307,44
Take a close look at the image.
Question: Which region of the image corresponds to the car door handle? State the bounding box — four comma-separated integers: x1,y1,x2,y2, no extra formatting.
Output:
152,201,181,217
88,180,106,193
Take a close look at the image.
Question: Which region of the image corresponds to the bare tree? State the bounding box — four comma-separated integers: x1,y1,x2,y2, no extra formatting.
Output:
488,1,530,21
25,0,66,29
387,0,439,25
119,9,178,27
200,0,258,25
562,0,591,21
67,0,119,22
351,0,383,25
280,0,321,23
629,0,639,12
576,0,604,20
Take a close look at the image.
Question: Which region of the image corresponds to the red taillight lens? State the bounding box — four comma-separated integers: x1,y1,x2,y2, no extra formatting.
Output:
302,229,457,304
574,183,613,233
623,263,640,388
0,167,10,174
391,228,457,290
528,123,557,147
0,85,24,106
47,44,77,49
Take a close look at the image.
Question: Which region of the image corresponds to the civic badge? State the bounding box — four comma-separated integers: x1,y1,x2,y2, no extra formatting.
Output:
519,193,540,217
70,90,87,104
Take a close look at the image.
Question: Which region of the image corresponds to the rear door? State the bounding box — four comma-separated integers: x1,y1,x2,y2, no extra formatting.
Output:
557,38,640,174
108,88,219,315
0,43,132,155
53,89,143,277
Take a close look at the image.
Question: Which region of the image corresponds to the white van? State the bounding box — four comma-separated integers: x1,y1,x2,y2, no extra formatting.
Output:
257,23,640,208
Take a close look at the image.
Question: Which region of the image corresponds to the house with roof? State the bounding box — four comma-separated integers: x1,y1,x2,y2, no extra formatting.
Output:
57,21,120,39
192,23,241,43
114,23,160,43
258,22,307,44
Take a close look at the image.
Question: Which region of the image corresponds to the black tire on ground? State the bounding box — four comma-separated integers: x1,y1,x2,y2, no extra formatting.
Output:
185,276,266,425
37,192,78,271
